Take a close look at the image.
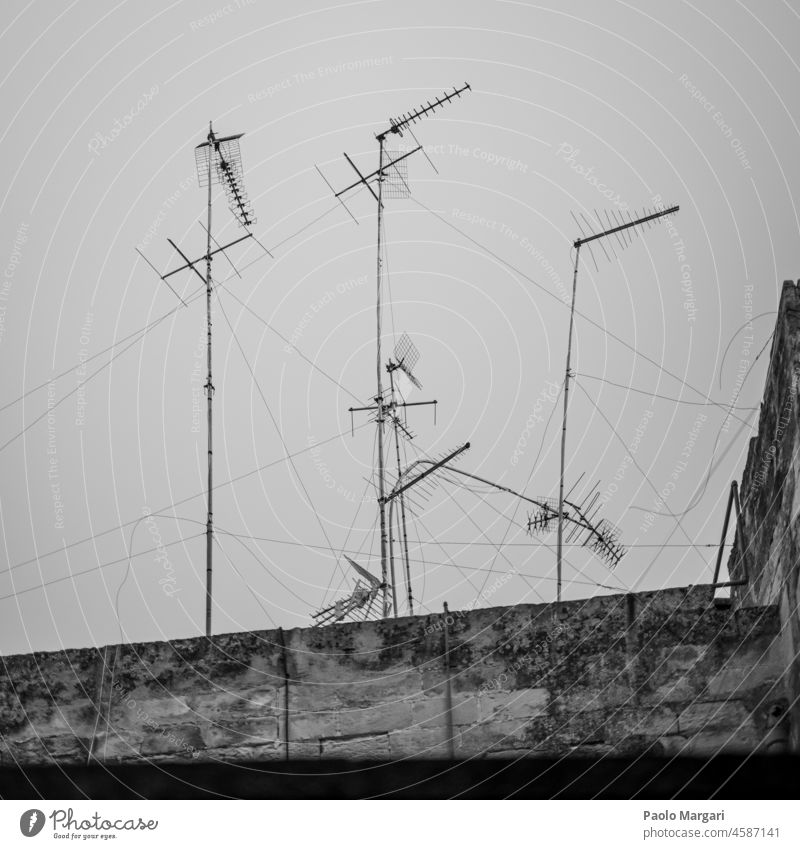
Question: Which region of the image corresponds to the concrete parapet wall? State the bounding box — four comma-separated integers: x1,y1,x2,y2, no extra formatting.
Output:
0,585,786,764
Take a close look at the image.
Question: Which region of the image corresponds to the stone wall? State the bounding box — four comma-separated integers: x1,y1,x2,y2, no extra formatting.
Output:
0,586,787,764
729,278,800,749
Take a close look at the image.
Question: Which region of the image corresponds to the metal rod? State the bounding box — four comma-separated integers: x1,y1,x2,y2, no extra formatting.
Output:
375,136,390,618
167,239,207,286
205,120,214,639
397,399,437,409
388,370,414,617
336,147,421,199
731,480,748,589
574,205,679,248
382,442,470,504
388,490,397,617
162,234,251,279
341,151,381,205
711,481,736,591
315,164,359,226
557,242,581,611
199,220,242,277
387,368,400,618
382,83,471,140
135,248,188,306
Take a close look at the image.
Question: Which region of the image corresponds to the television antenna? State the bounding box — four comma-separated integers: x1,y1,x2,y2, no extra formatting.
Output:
555,203,679,606
320,83,472,618
526,481,626,569
381,454,626,610
383,442,471,613
348,333,439,617
137,122,261,637
312,556,384,625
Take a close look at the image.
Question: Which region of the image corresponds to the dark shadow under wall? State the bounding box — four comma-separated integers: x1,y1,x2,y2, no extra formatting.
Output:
0,755,798,799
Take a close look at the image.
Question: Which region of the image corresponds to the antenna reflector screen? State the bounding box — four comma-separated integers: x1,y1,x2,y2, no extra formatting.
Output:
384,148,411,199
195,136,244,186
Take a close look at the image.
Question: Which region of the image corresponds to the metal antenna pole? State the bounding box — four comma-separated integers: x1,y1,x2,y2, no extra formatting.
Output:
205,120,215,638
387,368,414,616
324,84,472,619
556,243,580,610
556,203,679,608
375,136,390,618
141,124,258,637
398,459,413,615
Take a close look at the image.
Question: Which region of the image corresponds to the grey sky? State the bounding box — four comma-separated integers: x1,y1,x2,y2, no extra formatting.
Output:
1,0,798,654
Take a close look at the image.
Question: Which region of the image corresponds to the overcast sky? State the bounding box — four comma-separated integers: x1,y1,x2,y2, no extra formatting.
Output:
1,0,798,654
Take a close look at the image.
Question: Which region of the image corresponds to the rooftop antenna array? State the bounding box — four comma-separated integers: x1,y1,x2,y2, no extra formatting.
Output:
320,84,471,618
381,455,625,594
347,333,439,617
555,203,679,605
137,122,258,637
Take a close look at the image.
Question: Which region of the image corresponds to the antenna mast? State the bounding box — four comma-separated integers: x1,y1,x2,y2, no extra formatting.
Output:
326,83,471,617
140,123,257,637
204,122,214,640
556,204,679,607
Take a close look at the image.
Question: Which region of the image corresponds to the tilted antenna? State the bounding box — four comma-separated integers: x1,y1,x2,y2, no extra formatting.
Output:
312,555,384,625
318,84,472,618
381,458,622,607
555,203,679,606
527,485,627,569
383,442,470,615
392,332,423,390
137,122,259,637
570,205,679,271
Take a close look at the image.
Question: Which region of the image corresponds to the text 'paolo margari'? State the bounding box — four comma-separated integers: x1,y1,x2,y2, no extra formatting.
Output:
644,810,725,823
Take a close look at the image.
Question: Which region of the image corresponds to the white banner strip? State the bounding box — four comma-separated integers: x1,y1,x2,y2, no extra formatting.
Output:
0,800,796,848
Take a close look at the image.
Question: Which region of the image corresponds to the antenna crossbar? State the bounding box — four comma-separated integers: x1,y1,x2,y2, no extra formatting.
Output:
162,233,252,279
336,147,422,200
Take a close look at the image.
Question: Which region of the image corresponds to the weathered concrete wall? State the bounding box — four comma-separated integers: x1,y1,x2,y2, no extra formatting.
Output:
0,586,786,764
730,278,800,749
